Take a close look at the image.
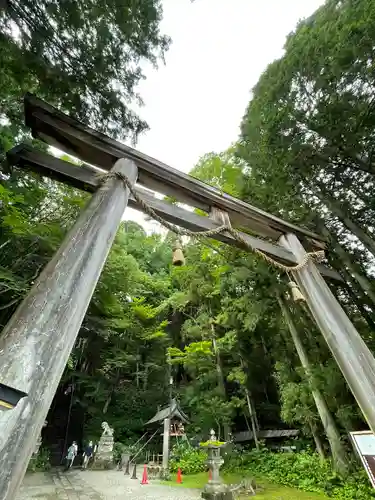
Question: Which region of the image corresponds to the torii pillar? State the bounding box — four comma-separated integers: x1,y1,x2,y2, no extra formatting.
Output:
0,159,137,500
280,233,375,433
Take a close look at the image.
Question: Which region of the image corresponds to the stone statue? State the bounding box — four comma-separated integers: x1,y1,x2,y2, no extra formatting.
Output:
94,421,114,468
101,421,114,437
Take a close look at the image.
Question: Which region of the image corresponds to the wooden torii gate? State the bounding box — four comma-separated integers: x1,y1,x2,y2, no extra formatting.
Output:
0,93,374,497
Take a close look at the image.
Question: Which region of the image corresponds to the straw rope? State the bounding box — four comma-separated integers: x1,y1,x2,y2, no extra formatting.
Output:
98,171,324,272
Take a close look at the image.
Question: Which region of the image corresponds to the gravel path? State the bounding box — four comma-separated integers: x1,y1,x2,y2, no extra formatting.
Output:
76,470,201,499
17,469,201,500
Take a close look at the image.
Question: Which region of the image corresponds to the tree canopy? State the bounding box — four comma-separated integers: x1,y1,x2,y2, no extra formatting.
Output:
0,0,170,150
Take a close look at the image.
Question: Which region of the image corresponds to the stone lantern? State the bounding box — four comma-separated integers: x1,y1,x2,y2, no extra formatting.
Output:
201,430,233,500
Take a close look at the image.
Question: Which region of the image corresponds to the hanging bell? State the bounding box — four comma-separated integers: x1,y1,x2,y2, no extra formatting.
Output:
172,239,185,266
288,281,306,303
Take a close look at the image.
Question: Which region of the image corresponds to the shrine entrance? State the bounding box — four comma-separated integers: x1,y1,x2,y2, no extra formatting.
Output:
1,93,375,499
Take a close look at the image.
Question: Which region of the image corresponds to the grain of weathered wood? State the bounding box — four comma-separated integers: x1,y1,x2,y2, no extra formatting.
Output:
0,158,137,500
7,145,343,281
280,233,375,434
31,109,281,240
24,93,326,246
7,144,99,192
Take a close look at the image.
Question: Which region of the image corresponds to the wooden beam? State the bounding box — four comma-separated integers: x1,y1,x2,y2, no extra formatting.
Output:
29,110,280,240
24,93,326,246
7,145,342,282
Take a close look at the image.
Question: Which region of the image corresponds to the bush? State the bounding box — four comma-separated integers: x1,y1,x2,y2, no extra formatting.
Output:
224,448,375,499
113,442,127,464
27,448,51,472
169,442,207,475
113,441,140,464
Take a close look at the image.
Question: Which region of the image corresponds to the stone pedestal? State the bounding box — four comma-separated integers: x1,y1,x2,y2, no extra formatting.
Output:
201,440,233,500
202,491,233,500
201,484,233,500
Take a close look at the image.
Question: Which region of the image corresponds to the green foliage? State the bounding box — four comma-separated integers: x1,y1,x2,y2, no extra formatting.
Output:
169,443,207,475
113,441,140,464
225,449,375,499
238,0,375,301
190,146,246,197
159,468,172,481
27,448,51,472
0,0,170,145
168,341,213,368
163,471,328,499
199,440,225,447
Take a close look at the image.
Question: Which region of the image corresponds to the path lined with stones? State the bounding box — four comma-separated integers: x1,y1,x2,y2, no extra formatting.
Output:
17,469,201,499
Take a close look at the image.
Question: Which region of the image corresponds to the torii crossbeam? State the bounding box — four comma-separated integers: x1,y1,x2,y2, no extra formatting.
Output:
1,94,375,498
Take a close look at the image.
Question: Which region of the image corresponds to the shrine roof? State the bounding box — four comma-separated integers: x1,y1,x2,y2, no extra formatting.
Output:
146,399,189,425
234,429,299,442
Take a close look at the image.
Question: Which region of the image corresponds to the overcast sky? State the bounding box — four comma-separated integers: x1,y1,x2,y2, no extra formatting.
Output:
124,0,325,227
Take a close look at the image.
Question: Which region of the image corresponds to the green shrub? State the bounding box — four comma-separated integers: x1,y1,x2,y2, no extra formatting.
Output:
113,441,140,464
113,442,126,464
224,449,375,499
27,448,51,472
160,468,171,481
169,442,207,475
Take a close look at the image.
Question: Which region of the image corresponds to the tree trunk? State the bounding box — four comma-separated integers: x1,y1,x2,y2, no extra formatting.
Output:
103,395,111,415
244,413,252,433
245,388,260,450
136,362,140,388
277,294,349,475
212,336,226,396
215,419,222,442
303,120,375,175
309,421,325,461
211,324,230,441
315,185,375,257
103,371,120,414
240,357,260,447
143,364,148,391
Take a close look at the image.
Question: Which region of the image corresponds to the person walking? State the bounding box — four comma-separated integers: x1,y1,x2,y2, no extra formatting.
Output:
64,441,78,471
81,441,94,470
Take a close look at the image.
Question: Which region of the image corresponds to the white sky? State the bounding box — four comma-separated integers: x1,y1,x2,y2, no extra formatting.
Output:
123,0,325,228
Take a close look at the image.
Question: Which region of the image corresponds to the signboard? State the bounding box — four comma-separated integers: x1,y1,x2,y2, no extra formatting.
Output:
350,430,375,488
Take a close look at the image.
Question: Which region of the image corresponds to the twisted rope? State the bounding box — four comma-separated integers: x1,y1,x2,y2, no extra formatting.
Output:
98,171,324,272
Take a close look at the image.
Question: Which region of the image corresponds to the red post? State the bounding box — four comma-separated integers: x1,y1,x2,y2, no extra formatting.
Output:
141,464,149,485
177,468,182,484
